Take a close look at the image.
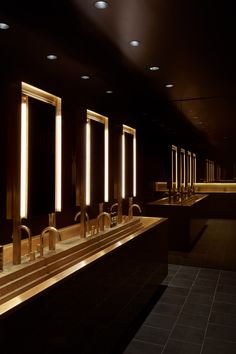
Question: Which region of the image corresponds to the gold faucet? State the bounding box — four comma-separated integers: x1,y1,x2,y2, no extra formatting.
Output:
96,212,111,232
19,225,35,261
128,203,142,220
74,210,91,236
110,203,118,212
39,226,61,257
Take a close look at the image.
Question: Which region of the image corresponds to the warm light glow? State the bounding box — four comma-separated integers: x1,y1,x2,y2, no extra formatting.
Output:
122,133,125,199
21,82,62,216
20,97,28,219
104,120,109,202
133,134,136,197
86,119,91,206
171,145,178,189
122,125,137,198
55,112,62,211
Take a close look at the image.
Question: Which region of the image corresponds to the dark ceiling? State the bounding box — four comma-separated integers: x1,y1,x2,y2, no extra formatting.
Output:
1,0,236,161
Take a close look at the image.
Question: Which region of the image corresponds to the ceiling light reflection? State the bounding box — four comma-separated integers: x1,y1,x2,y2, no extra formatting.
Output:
0,22,9,30
129,40,140,47
94,1,109,9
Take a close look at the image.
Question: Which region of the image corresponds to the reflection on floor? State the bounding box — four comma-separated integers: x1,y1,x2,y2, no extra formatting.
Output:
123,264,236,354
168,219,236,271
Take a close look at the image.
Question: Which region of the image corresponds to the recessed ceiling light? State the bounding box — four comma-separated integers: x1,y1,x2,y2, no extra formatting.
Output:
47,54,57,60
81,75,90,80
0,22,9,30
129,40,140,47
149,66,160,71
106,90,113,94
192,116,199,119
165,84,174,88
94,1,109,9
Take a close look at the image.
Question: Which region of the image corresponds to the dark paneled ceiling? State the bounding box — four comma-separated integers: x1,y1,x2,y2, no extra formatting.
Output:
1,0,236,160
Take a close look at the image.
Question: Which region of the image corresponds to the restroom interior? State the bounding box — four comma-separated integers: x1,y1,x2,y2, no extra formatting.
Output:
1,1,236,353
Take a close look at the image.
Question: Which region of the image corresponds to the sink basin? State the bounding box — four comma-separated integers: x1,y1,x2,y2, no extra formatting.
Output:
0,216,165,316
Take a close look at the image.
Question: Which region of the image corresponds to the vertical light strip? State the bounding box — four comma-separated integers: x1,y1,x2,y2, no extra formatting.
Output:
86,119,91,205
20,96,28,219
55,111,62,211
183,154,186,187
133,132,136,197
104,119,109,202
171,150,174,188
190,154,192,185
122,133,125,199
175,150,178,189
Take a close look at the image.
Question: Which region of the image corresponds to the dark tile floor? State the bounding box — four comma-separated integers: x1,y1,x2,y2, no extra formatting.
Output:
168,219,236,271
123,264,236,354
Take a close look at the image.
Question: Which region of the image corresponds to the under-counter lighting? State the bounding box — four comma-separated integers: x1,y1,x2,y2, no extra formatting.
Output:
129,40,140,47
20,96,28,219
94,1,109,9
46,54,58,60
0,22,9,30
21,82,62,216
149,66,160,71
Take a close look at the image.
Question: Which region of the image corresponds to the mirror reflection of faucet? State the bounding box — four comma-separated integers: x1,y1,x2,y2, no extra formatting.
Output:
38,226,61,257
110,202,118,227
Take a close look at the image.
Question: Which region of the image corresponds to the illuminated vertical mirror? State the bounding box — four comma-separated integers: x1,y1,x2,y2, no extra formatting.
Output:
121,125,136,199
21,82,62,219
192,153,196,184
171,145,178,189
180,148,186,187
187,151,192,186
86,110,109,206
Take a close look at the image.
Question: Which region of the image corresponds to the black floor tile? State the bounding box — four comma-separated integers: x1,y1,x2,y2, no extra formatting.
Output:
201,338,236,354
162,339,202,353
194,278,218,288
176,312,208,329
181,301,211,317
169,278,194,288
159,293,186,306
170,324,204,345
164,286,190,297
209,311,236,327
214,292,236,304
216,284,236,295
198,269,220,280
144,313,177,330
206,323,236,343
123,339,163,354
187,292,213,305
212,301,236,314
190,285,215,296
153,302,182,316
174,272,198,281
134,325,169,346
